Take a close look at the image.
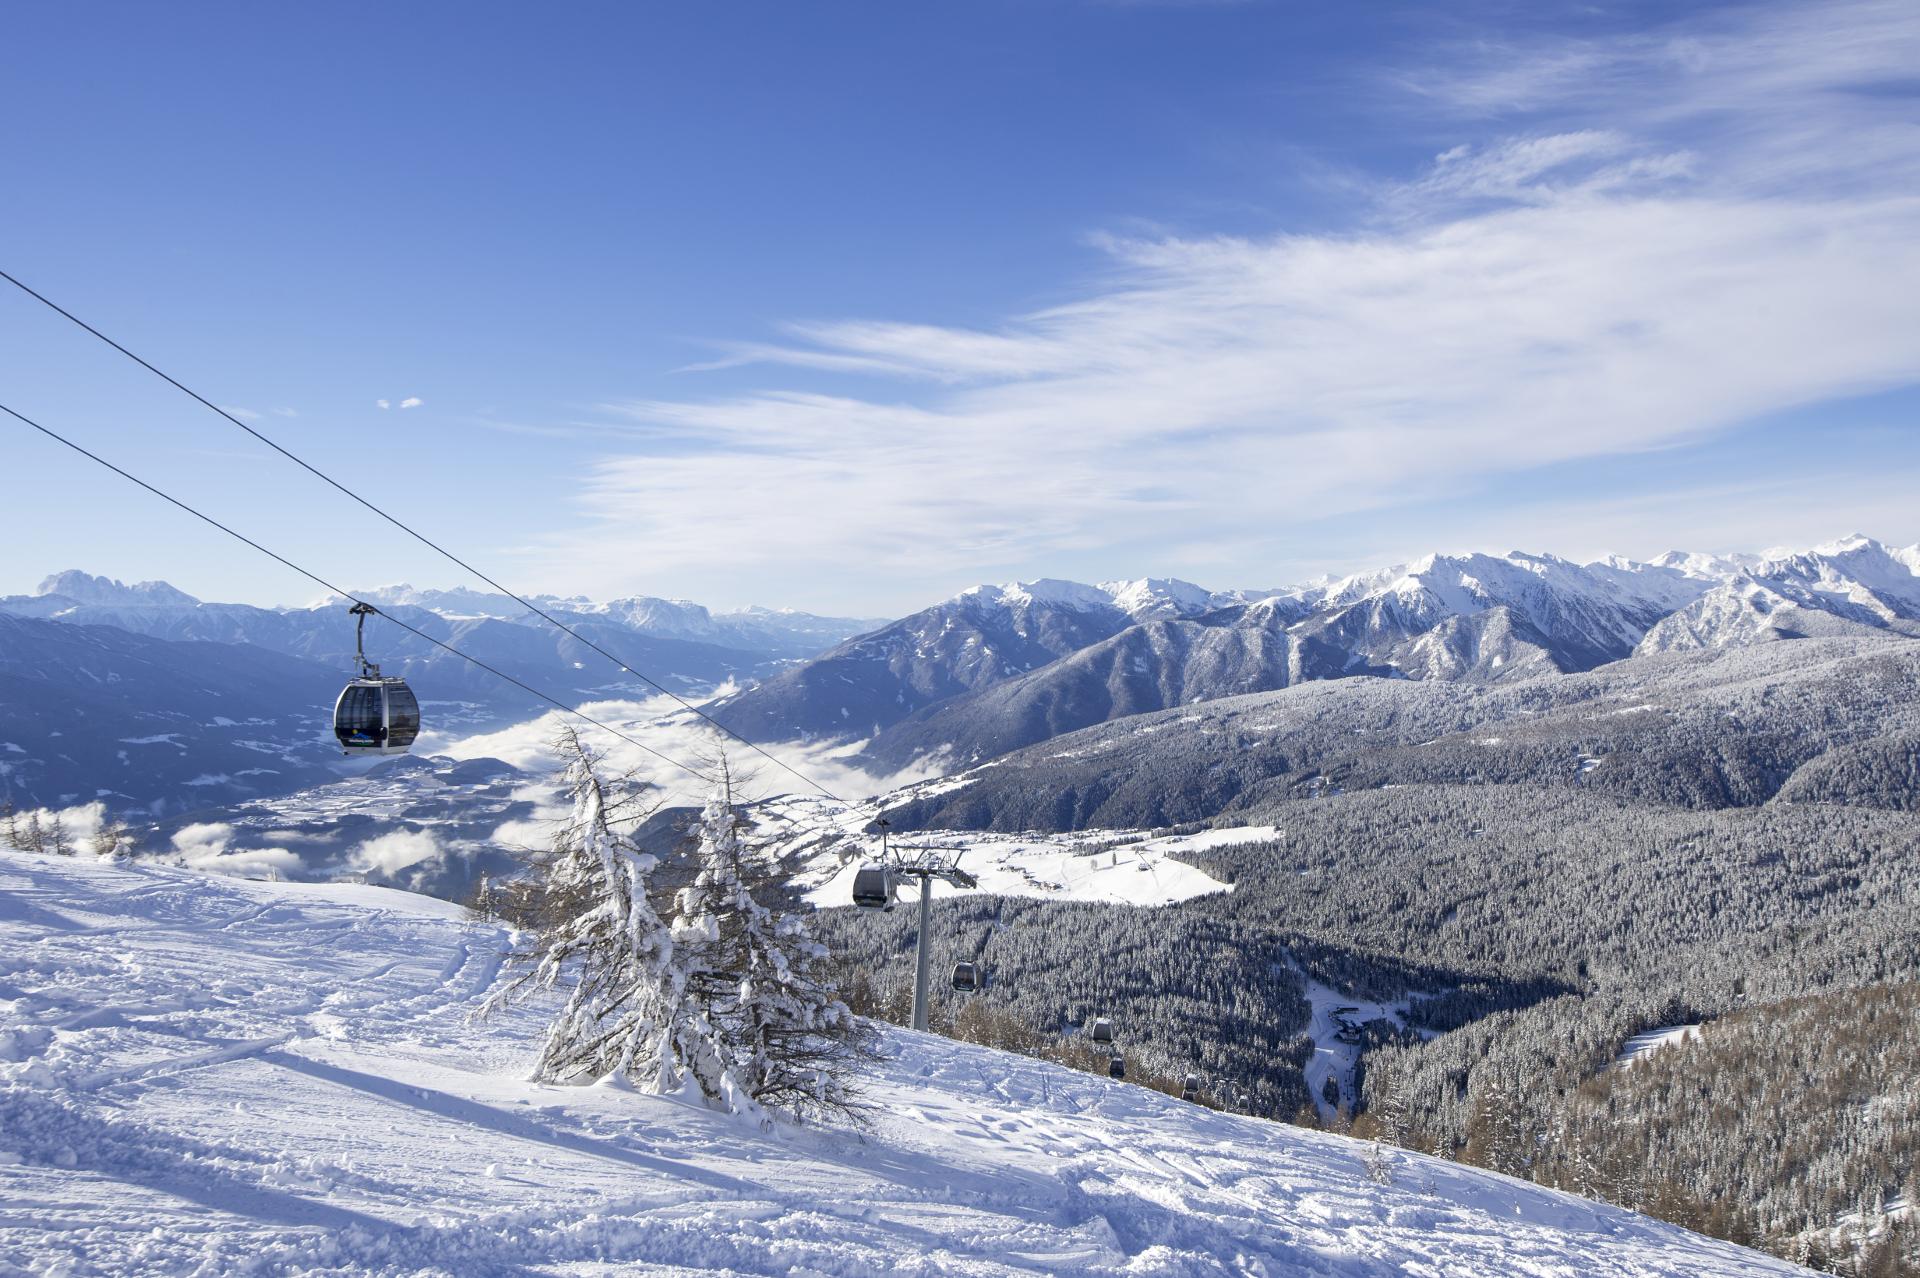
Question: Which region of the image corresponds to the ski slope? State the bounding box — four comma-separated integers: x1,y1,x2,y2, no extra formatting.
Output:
759,793,1240,910
1612,1025,1703,1071
0,850,1807,1276
803,829,1232,910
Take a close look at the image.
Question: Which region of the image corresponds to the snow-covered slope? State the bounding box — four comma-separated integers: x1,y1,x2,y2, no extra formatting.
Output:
800,824,1238,909
0,850,1804,1276
1635,537,1920,654
1635,577,1894,652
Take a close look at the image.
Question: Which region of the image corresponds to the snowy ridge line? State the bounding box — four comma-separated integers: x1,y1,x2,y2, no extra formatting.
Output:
0,849,1811,1275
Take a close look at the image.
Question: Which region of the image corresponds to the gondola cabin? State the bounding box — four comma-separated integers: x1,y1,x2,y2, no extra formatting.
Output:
951,961,981,993
333,677,421,756
1107,1055,1125,1080
851,865,895,911
334,603,420,757
1090,1016,1115,1046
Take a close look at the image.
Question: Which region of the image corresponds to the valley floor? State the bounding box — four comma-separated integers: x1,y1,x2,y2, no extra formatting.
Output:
0,851,1807,1277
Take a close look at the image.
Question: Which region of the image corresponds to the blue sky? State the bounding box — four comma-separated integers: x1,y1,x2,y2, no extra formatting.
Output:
4,0,1918,615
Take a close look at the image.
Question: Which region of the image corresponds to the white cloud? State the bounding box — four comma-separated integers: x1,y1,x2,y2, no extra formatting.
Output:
376,398,391,410
399,396,423,409
168,822,303,879
272,407,299,418
349,828,445,877
8,801,107,852
522,0,1920,604
1406,131,1694,206
219,405,263,421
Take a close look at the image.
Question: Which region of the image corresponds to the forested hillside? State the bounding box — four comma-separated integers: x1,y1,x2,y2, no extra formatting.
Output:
814,635,1920,1274
883,636,1920,831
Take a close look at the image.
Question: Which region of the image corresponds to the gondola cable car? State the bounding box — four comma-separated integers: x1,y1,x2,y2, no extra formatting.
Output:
333,602,421,757
951,961,981,993
851,863,896,911
1090,1016,1115,1047
852,817,899,911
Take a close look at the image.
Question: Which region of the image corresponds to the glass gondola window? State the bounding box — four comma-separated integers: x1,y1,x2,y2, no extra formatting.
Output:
386,683,421,747
336,684,386,744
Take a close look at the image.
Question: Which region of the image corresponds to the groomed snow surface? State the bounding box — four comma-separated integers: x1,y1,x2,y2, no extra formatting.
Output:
803,828,1236,911
1,851,1806,1277
1611,1026,1703,1071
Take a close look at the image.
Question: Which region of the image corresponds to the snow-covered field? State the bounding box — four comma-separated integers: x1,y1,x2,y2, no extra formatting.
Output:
1611,1025,1703,1071
1290,967,1437,1122
754,794,1244,910
802,829,1233,910
1,849,1807,1276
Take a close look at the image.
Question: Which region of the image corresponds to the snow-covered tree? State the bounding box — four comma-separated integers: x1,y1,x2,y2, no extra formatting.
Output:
673,757,873,1123
488,736,870,1122
91,816,134,860
484,727,697,1090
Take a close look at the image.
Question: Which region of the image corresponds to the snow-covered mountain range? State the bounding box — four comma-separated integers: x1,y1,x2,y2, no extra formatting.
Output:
9,571,881,668
702,576,1266,746
346,580,883,659
710,535,1920,772
0,572,880,810
8,536,1920,813
0,848,1809,1277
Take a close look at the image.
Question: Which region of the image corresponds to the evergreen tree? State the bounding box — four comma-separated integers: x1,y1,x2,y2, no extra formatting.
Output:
0,801,23,852
675,758,872,1122
91,816,133,860
484,727,697,1090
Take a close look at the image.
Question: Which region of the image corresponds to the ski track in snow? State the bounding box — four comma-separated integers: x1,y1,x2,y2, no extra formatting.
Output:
0,850,1809,1277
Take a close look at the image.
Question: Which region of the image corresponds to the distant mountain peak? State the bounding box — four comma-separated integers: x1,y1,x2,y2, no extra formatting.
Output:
954,577,1238,623
1810,532,1881,556
35,570,200,609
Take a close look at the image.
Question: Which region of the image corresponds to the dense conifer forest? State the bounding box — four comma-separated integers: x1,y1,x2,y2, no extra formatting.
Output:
821,638,1920,1273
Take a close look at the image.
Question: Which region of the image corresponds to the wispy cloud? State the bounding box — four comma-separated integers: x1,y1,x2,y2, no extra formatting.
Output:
534,0,1920,603
399,396,423,409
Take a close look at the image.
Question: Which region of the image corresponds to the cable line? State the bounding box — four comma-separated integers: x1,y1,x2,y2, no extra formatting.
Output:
0,400,716,788
0,267,846,804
